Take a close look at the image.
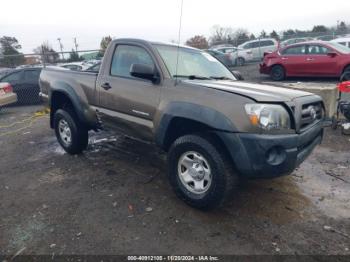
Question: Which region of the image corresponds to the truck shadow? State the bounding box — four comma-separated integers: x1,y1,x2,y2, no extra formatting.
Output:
83,130,311,225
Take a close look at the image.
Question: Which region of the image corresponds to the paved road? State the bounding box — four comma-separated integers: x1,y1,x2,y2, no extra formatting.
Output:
0,105,349,255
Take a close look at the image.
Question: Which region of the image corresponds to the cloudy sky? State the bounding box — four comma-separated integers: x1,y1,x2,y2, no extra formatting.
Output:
1,0,349,53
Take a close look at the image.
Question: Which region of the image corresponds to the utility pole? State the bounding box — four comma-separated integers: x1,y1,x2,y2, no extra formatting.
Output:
73,37,78,53
57,38,64,61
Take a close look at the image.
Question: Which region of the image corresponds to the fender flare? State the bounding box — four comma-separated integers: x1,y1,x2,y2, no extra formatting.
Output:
49,81,97,128
155,101,237,147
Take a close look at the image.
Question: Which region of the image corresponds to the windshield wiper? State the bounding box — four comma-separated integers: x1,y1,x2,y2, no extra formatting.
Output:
210,76,233,80
173,75,212,80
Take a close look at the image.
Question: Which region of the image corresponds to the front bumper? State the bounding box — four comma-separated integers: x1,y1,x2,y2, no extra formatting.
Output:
259,63,270,75
0,93,17,106
216,121,323,178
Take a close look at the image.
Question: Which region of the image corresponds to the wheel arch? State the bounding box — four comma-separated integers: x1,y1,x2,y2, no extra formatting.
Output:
155,102,237,151
49,83,97,129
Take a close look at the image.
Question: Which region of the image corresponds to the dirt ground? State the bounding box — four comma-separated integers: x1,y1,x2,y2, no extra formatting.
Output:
0,104,349,256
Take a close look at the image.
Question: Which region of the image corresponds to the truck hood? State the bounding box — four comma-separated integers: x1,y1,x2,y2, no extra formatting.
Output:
185,80,313,102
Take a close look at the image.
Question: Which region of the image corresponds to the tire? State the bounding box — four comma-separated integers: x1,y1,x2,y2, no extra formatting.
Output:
236,57,245,66
167,134,238,210
270,65,285,81
54,108,88,154
340,67,350,81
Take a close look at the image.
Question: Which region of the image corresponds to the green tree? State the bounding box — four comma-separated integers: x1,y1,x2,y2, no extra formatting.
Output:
338,21,347,33
249,34,256,40
312,25,328,33
0,36,25,67
68,49,82,62
269,30,280,41
282,29,296,40
185,35,209,49
99,36,112,57
259,30,267,38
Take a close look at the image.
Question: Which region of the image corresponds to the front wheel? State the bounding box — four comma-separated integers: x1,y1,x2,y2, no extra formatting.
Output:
54,108,88,154
270,65,285,81
167,135,238,210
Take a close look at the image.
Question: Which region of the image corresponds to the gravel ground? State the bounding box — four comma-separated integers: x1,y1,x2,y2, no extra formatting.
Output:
0,105,349,257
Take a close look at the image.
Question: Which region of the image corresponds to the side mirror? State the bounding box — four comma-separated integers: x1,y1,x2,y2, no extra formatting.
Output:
327,52,337,57
130,63,158,83
231,70,244,81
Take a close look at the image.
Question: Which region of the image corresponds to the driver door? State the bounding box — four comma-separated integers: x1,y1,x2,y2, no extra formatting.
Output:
97,44,161,140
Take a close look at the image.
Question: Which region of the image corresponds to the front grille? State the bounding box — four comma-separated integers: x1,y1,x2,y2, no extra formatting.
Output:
299,101,323,130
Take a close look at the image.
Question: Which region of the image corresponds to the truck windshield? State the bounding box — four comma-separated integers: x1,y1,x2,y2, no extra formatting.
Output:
154,44,236,80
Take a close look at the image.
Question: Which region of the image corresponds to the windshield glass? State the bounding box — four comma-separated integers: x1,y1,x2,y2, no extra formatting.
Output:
154,44,236,80
328,42,350,54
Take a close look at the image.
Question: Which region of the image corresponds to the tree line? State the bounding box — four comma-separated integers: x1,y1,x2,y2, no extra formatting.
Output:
186,21,349,49
0,21,349,67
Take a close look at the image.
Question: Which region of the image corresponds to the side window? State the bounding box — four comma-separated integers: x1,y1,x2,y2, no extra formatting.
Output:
242,43,252,49
1,71,22,82
111,45,155,78
250,42,260,48
265,40,275,46
282,45,306,55
307,45,329,55
24,70,40,81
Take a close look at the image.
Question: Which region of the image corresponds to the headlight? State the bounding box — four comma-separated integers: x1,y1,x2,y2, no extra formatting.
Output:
245,104,291,131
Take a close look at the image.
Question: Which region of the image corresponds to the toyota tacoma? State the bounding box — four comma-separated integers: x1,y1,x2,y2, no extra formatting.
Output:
39,39,325,209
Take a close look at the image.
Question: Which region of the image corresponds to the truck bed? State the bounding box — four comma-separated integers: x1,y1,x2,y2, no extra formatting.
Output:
39,66,99,106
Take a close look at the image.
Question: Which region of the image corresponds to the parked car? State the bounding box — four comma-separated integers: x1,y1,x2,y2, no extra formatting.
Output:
331,37,350,48
238,38,278,61
316,35,335,41
60,63,88,71
260,41,350,81
205,49,234,67
0,68,14,77
84,62,101,72
0,67,42,104
40,38,324,210
0,82,17,109
211,46,254,65
280,37,314,48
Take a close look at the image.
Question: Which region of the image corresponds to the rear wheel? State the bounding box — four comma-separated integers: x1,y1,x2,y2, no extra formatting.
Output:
236,57,245,66
167,134,238,210
54,108,88,154
270,65,285,81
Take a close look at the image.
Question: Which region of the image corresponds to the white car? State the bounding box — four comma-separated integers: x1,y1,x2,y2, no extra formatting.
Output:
280,37,314,48
238,38,278,61
212,46,253,66
60,62,89,71
331,37,350,48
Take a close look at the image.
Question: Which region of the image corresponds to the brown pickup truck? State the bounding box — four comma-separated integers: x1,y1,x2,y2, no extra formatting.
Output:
39,38,325,209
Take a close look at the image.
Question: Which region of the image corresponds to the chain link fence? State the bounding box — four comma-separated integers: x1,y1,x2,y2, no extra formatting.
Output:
1,30,350,116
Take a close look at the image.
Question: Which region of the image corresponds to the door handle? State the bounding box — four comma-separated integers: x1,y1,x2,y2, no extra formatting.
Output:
281,57,288,60
306,58,314,61
101,82,111,90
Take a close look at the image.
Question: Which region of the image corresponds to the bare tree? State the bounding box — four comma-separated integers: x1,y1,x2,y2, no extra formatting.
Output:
209,25,233,45
33,41,59,64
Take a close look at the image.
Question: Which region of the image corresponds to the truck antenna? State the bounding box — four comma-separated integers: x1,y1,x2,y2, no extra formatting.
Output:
175,0,184,85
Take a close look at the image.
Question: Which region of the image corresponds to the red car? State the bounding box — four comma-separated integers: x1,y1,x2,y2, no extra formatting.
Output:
260,41,350,81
